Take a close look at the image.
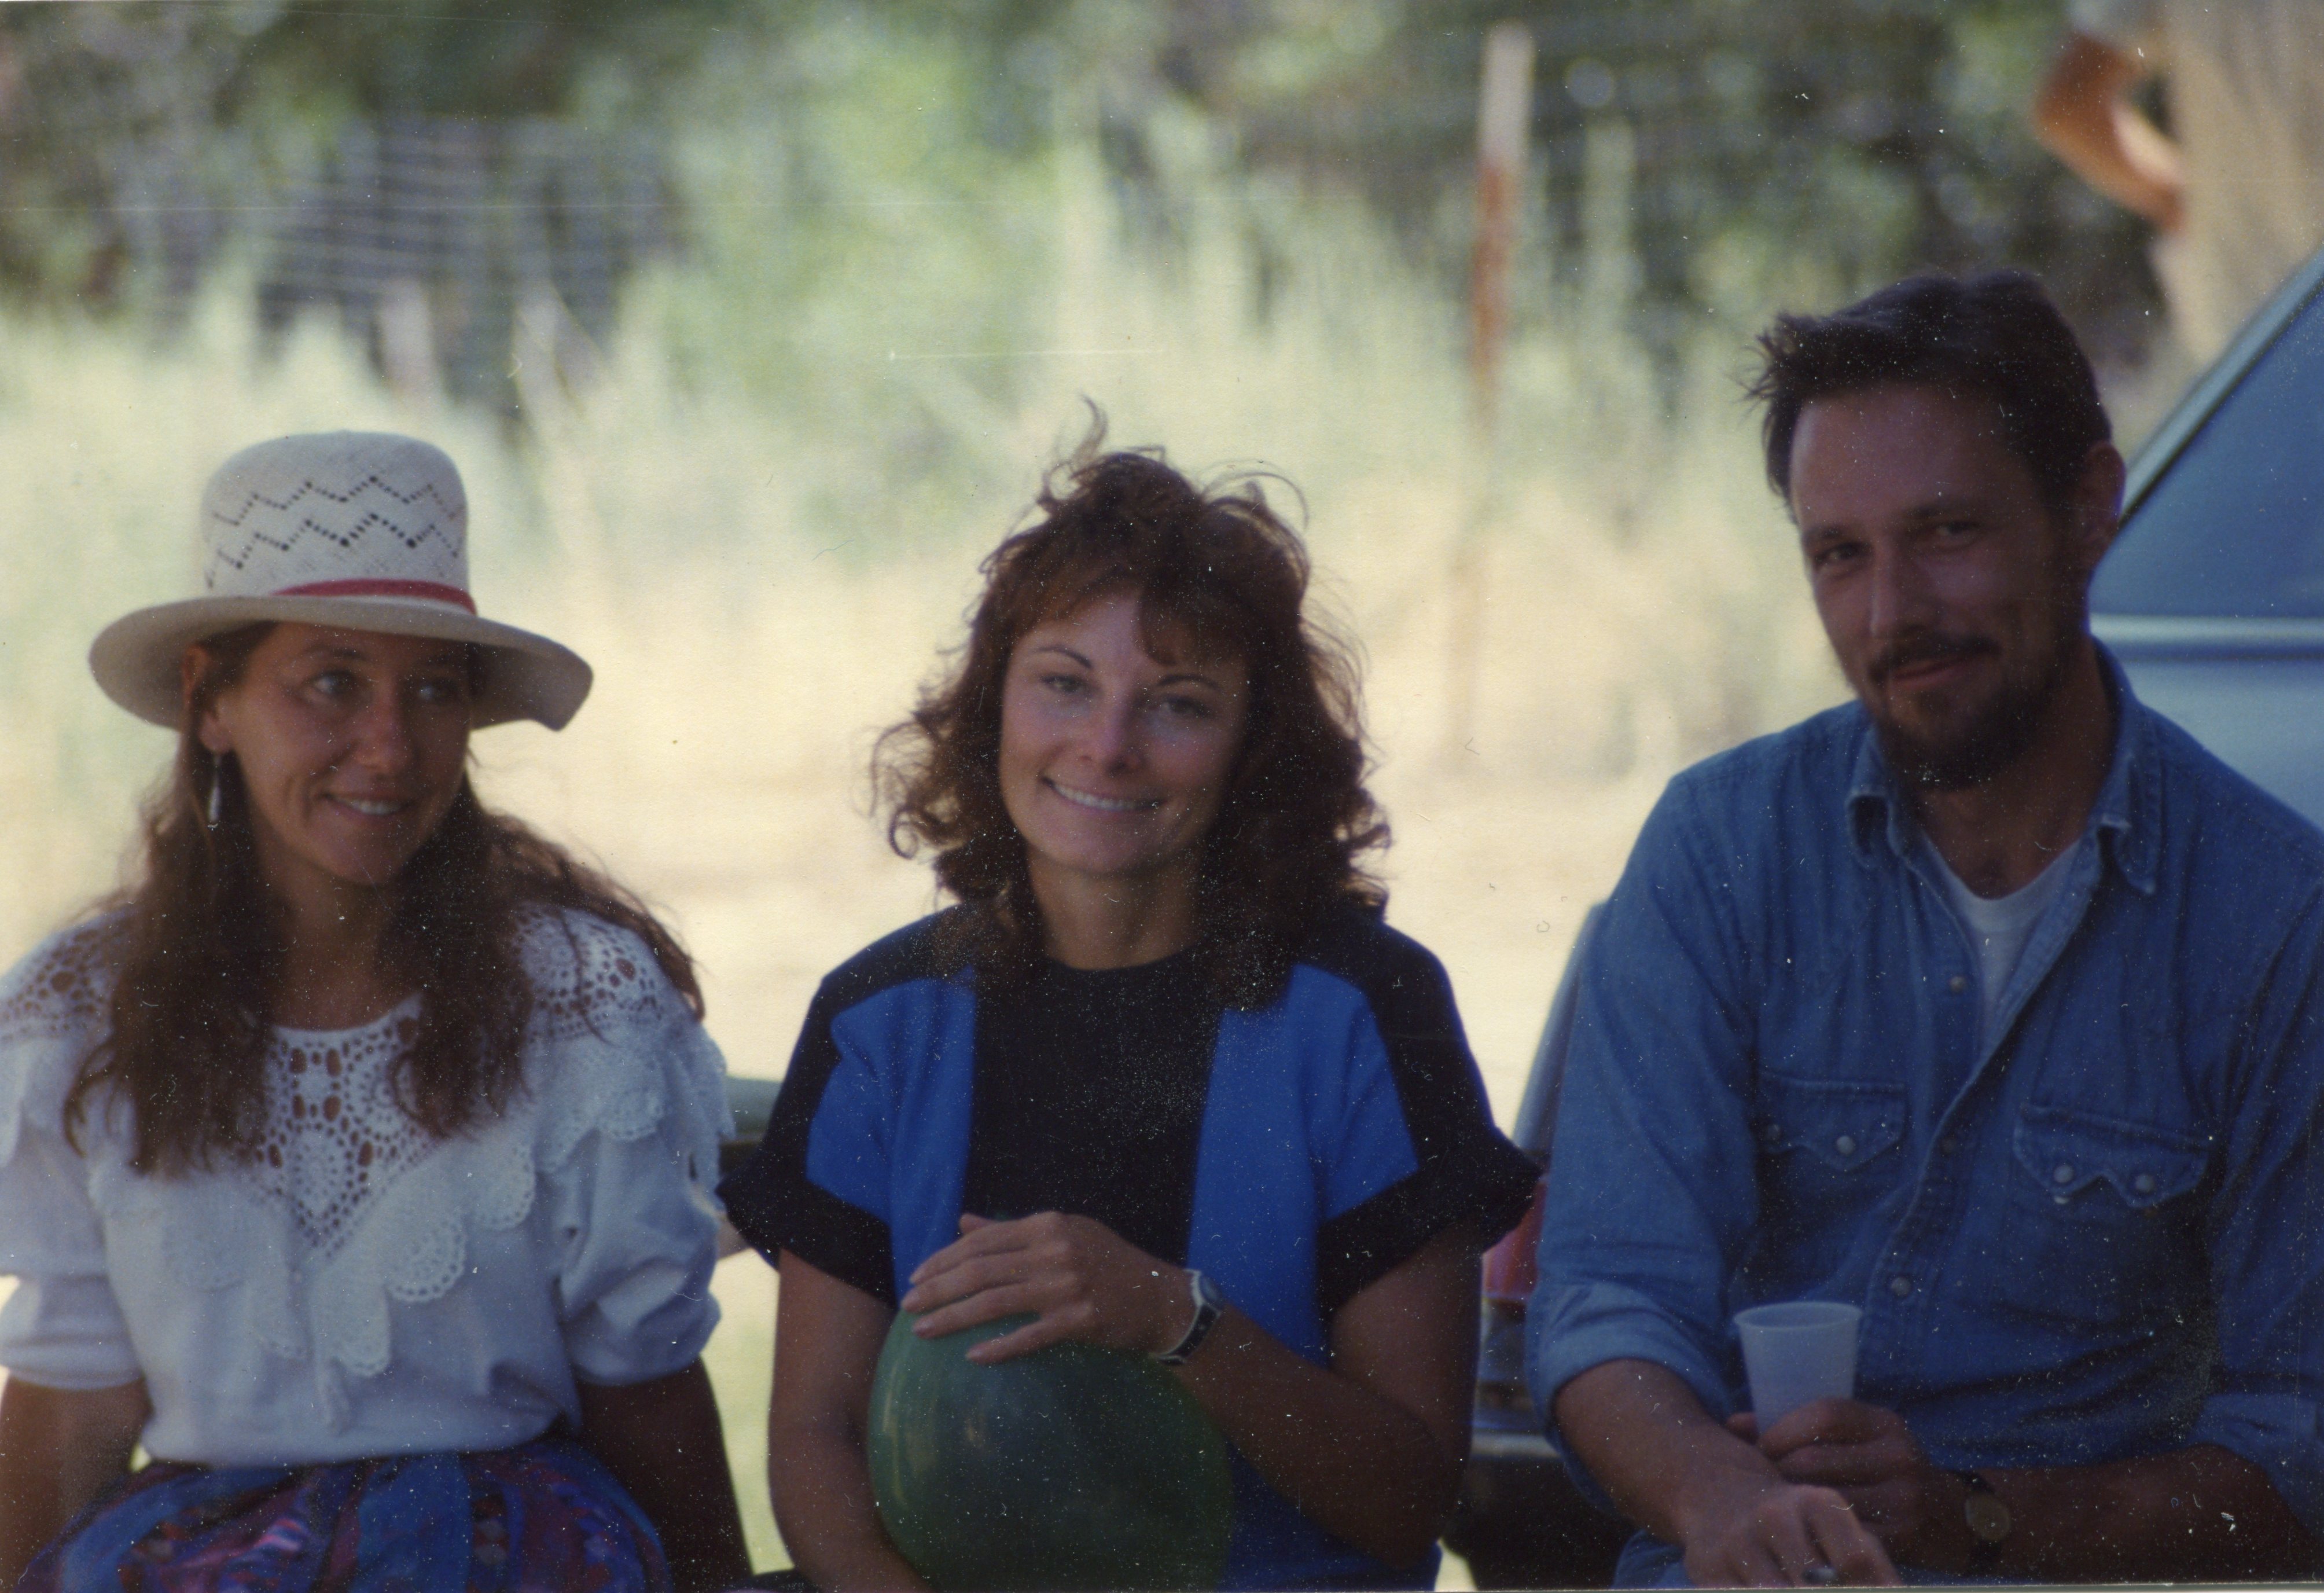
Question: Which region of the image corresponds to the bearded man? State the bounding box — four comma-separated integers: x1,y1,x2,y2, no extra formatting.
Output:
1528,271,2324,1586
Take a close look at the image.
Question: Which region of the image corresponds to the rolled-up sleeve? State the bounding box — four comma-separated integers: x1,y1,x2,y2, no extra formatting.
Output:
0,1118,140,1390
0,1276,140,1391
550,1019,727,1388
1527,770,1763,1442
2186,893,2324,1539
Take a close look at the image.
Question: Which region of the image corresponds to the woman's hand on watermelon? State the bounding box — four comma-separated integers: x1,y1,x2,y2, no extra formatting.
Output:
900,1212,1196,1363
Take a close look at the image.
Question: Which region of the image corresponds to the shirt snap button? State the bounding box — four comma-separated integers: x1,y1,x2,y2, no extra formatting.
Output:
1889,1275,1912,1298
2053,1163,2075,1184
1948,975,1968,994
2133,1172,2157,1195
1834,1135,1857,1156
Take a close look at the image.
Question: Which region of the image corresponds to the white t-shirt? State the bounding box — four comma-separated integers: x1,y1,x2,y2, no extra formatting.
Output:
1925,839,2082,1046
0,907,729,1466
2075,0,2324,358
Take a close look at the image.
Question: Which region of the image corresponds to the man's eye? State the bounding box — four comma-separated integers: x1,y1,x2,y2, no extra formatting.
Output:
414,677,468,706
310,670,357,699
1811,542,1860,571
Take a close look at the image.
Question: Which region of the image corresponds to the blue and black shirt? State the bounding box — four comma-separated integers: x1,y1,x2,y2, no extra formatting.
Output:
720,906,1535,1590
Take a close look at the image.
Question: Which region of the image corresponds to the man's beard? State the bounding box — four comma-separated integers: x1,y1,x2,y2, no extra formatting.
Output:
1867,625,2077,791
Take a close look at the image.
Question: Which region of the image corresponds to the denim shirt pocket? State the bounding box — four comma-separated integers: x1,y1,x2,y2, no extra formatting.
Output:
1753,1073,1907,1266
1994,1106,2210,1327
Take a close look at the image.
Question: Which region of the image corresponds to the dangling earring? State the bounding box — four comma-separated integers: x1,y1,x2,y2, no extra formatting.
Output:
207,757,226,828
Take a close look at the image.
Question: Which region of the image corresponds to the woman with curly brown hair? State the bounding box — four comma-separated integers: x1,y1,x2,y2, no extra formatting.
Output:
721,428,1536,1590
0,433,749,1592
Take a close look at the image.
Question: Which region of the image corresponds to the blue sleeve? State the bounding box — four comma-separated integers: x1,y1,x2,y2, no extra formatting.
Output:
716,976,898,1304
1527,770,1763,1441
1318,1007,1418,1219
801,1034,895,1227
2187,891,2324,1540
1303,938,1538,1317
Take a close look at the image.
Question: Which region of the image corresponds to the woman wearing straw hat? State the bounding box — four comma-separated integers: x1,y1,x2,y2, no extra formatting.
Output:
0,433,751,1592
720,431,1538,1590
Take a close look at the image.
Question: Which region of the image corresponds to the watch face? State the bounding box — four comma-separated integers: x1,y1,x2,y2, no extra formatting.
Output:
1964,1492,2013,1546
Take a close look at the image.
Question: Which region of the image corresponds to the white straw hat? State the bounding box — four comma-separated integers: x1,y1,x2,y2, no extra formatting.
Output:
90,432,591,731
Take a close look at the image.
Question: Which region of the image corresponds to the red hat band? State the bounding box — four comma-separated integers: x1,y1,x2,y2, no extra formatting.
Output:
273,578,479,614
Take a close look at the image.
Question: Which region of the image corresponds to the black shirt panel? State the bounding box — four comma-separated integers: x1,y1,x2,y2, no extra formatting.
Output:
719,906,1538,1326
1294,910,1541,1315
961,950,1222,1266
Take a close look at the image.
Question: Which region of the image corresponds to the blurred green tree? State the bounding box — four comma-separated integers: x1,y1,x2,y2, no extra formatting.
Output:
1094,0,2157,365
0,0,2161,372
220,0,747,122
0,0,747,313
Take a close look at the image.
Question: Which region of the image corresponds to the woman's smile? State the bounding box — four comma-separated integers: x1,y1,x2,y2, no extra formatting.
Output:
998,593,1248,899
1043,777,1161,814
329,795,413,817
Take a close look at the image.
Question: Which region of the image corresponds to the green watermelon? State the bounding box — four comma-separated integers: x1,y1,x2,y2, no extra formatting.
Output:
867,1311,1235,1591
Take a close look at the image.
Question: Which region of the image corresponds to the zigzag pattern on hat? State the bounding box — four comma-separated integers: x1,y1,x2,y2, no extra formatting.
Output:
95,432,591,731
202,474,468,593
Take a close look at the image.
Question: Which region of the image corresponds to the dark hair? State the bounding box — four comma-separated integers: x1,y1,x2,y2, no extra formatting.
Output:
876,420,1388,1005
1748,270,2112,517
67,623,700,1176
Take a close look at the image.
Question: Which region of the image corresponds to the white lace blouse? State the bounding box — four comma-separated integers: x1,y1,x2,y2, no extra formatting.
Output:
0,908,729,1467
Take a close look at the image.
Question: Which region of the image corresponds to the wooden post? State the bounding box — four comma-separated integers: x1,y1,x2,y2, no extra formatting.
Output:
1471,21,1534,437
1445,22,1534,765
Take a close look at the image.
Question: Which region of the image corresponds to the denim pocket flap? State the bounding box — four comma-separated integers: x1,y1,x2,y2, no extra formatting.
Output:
1756,1073,1906,1173
2012,1106,2209,1210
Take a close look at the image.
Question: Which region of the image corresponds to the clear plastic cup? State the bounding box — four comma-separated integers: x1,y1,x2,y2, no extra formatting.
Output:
1733,1301,1861,1429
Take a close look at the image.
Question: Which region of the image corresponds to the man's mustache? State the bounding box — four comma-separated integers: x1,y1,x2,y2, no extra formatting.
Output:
1869,633,1997,687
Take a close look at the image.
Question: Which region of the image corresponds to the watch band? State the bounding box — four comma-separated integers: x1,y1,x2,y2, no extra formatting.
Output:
1156,1269,1224,1366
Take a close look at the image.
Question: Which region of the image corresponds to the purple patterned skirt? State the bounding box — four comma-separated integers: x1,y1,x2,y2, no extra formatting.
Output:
17,1435,671,1593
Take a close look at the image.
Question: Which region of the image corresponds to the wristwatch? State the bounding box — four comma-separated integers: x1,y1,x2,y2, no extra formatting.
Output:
1156,1269,1225,1366
1954,1470,2012,1566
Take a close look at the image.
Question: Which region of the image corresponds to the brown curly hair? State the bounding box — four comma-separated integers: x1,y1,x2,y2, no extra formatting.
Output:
67,623,701,1176
876,421,1388,1005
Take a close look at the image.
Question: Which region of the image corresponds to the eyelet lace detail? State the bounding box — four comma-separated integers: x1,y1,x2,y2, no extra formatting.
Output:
0,918,121,1165
0,907,726,1429
248,1007,432,1264
0,919,114,1038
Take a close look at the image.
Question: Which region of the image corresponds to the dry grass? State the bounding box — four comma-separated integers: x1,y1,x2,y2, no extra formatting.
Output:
0,227,1845,1110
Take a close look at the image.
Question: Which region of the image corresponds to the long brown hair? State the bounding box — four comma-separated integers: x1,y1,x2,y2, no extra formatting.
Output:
66,623,700,1176
876,420,1388,1004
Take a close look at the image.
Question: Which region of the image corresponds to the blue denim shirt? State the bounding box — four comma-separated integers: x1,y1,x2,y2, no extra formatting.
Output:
1528,656,2324,1556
